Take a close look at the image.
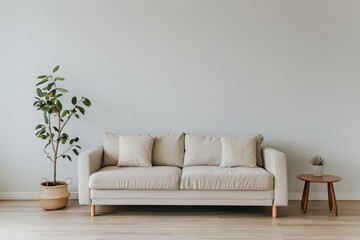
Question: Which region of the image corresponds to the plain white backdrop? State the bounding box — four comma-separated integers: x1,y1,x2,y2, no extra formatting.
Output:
0,0,359,199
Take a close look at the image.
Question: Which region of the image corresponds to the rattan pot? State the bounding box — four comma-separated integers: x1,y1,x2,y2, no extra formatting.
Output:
39,178,71,210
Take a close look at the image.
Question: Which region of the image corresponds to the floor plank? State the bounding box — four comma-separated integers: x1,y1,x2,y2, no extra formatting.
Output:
0,200,359,240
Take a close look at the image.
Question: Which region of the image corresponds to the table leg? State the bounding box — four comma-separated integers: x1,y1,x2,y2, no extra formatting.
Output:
301,181,307,210
329,183,338,216
303,181,310,213
327,182,332,210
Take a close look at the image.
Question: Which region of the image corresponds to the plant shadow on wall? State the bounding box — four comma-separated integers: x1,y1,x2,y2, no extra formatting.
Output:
33,65,91,210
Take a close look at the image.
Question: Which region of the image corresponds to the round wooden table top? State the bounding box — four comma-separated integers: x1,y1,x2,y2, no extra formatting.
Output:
297,174,341,183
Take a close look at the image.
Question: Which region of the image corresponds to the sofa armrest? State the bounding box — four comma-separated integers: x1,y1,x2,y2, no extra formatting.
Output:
78,147,103,205
263,147,288,206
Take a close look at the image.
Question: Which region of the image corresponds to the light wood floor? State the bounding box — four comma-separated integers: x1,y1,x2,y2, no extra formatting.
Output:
0,200,359,240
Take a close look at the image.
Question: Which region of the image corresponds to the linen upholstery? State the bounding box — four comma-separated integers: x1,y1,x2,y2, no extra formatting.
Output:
255,134,264,167
78,147,103,205
220,135,257,167
263,147,288,206
152,133,185,167
91,189,274,200
183,134,222,166
89,166,181,190
180,166,274,191
117,135,154,167
103,132,119,166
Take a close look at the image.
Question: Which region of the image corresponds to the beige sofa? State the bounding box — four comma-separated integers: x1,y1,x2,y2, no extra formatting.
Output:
78,133,288,218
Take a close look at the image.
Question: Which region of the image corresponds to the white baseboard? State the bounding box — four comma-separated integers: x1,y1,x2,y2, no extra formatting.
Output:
288,192,360,200
0,192,78,200
0,192,359,201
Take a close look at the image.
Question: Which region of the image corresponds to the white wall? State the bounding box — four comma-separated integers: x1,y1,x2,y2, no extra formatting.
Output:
1,0,360,199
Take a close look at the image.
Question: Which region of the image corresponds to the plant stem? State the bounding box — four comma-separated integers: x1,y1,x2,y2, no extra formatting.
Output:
58,145,73,158
46,112,57,184
54,112,61,185
58,98,84,133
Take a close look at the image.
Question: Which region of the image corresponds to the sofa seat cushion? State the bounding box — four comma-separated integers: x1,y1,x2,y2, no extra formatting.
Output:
89,166,181,190
180,166,274,191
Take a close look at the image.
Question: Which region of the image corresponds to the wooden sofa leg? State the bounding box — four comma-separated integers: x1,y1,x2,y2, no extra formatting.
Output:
272,205,277,218
91,204,96,217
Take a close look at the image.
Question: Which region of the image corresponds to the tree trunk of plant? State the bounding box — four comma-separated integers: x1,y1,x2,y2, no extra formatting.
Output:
54,157,57,185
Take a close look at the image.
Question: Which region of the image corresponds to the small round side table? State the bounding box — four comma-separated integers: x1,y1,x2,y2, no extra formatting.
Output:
297,174,341,216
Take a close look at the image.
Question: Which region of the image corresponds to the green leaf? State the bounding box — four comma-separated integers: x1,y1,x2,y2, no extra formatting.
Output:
61,110,69,118
55,94,63,98
70,139,74,145
61,138,67,144
83,98,91,107
36,88,43,97
57,77,65,81
36,129,45,136
76,145,81,149
46,82,55,91
76,106,85,115
37,75,47,79
44,141,50,149
56,101,62,111
44,112,49,124
41,105,51,112
53,126,59,132
53,65,60,73
57,88,68,93
62,155,66,158
74,137,79,142
75,114,79,119
66,155,72,161
42,105,52,112
71,97,77,105
72,149,79,156
35,124,44,130
33,101,39,107
36,79,48,86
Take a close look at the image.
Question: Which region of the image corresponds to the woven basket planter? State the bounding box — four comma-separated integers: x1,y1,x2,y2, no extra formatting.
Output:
40,180,71,210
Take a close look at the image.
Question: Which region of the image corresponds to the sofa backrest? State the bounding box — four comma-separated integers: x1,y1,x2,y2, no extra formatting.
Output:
102,132,264,168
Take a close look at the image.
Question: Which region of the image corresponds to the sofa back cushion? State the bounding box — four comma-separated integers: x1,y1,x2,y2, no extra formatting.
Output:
103,132,119,166
220,135,257,167
152,133,185,167
117,135,154,167
255,135,264,167
183,134,222,167
102,132,185,167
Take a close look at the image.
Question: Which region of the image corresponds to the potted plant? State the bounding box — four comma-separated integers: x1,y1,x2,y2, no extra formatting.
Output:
310,155,325,177
33,65,91,210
